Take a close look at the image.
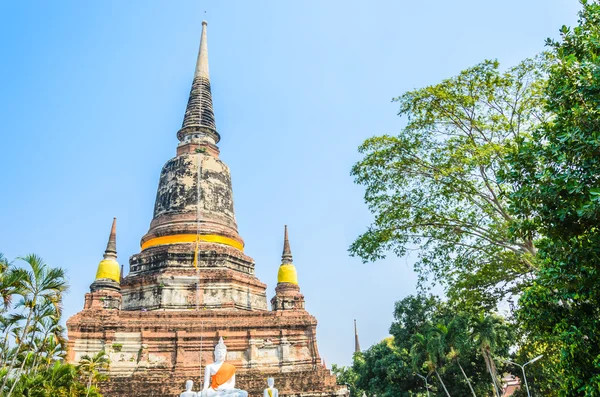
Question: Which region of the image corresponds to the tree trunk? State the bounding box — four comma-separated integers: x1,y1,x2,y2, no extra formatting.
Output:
434,369,451,397
86,374,93,397
456,361,477,397
482,348,500,397
31,330,51,376
6,351,30,397
0,331,11,369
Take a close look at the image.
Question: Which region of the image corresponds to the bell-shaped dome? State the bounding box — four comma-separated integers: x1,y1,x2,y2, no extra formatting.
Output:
96,258,120,282
94,218,120,283
276,225,298,285
277,263,298,285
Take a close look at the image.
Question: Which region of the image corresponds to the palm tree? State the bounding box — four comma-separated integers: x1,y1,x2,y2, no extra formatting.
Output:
30,313,66,373
470,314,502,397
1,254,68,397
411,331,451,397
6,361,105,397
443,315,477,397
0,254,25,312
78,350,110,397
0,313,24,369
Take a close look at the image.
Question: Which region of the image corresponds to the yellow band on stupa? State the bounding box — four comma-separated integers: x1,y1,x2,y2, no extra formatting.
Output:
277,264,298,285
95,259,120,282
141,234,244,251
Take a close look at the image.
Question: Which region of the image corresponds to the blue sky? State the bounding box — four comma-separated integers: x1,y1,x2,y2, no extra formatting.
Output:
0,1,581,366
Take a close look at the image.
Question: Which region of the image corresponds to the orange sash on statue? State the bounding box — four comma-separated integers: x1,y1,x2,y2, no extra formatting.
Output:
211,363,236,390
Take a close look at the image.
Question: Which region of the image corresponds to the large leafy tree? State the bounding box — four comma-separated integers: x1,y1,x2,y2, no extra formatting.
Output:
352,338,418,397
502,1,600,394
350,59,547,311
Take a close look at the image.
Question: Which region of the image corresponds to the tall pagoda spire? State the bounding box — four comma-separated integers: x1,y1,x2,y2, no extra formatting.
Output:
282,225,293,264
277,225,298,285
272,225,304,311
103,217,117,261
91,218,121,293
95,218,120,283
177,20,220,144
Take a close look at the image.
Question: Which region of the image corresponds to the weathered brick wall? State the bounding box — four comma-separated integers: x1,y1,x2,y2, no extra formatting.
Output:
100,368,345,397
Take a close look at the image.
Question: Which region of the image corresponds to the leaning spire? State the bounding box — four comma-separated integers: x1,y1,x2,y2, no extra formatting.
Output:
178,20,219,144
103,217,117,261
354,319,361,353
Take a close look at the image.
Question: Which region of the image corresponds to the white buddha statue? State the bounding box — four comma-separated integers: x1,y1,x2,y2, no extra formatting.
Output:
263,377,278,397
201,337,248,397
181,380,198,397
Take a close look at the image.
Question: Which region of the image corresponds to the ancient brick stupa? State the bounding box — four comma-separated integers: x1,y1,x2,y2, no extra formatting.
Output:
66,21,344,397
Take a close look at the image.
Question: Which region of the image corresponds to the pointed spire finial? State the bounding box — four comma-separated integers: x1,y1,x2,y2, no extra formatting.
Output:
354,319,361,353
195,21,210,80
178,20,220,144
103,218,117,261
282,225,293,264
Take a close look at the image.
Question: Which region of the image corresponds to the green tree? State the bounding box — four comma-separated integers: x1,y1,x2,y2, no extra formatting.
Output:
1,254,69,397
77,351,110,397
350,58,547,312
470,314,504,397
352,338,419,397
6,361,102,397
502,1,600,394
337,295,513,397
0,254,25,313
331,363,361,397
410,331,451,397
443,316,477,397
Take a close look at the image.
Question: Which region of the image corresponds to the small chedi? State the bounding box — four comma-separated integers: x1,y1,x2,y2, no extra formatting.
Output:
66,21,344,397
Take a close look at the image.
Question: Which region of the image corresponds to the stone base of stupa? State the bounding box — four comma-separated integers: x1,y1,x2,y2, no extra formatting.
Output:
99,368,343,397
66,307,346,397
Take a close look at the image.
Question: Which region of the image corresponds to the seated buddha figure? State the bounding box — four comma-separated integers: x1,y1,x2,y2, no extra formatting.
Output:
201,337,248,397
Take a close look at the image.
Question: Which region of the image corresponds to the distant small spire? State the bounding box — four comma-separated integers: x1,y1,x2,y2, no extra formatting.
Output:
178,20,219,143
104,218,117,261
282,225,293,264
120,264,124,283
354,319,361,353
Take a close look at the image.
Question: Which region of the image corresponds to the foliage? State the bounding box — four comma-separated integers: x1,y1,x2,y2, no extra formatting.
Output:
335,295,514,397
77,351,110,397
353,338,418,397
509,341,561,397
350,57,548,312
501,1,600,394
6,361,103,397
0,253,105,397
331,362,361,397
